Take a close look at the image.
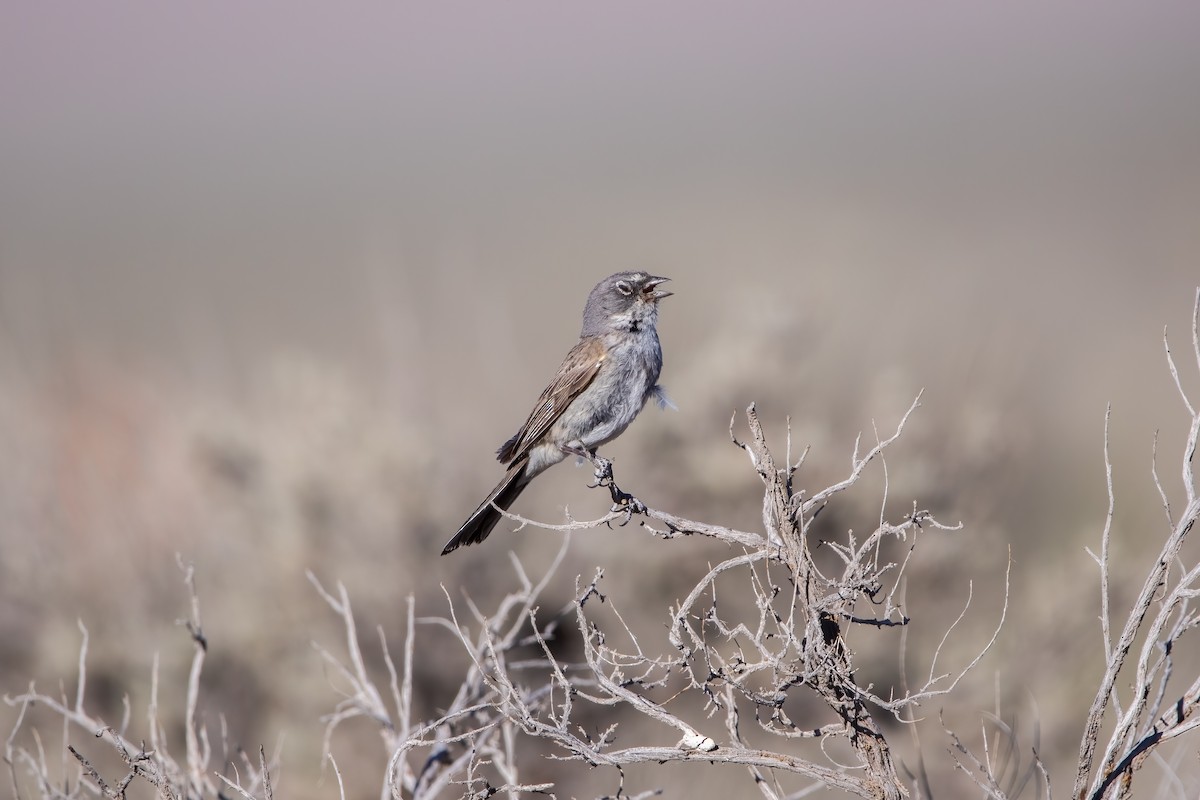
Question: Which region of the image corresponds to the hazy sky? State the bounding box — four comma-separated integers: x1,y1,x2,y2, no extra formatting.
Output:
2,2,1198,374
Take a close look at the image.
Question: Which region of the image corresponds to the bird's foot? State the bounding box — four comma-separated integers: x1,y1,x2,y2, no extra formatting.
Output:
581,452,646,523
592,454,614,486
610,486,647,521
586,452,614,488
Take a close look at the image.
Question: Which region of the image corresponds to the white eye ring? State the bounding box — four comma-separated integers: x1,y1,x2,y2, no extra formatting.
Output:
615,280,633,296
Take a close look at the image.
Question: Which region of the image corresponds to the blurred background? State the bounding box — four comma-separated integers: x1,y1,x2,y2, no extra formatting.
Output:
3,2,1199,797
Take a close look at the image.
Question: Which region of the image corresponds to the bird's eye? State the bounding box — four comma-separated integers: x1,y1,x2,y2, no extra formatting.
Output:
615,280,633,296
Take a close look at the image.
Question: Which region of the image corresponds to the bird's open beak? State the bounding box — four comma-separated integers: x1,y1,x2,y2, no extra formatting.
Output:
645,276,673,300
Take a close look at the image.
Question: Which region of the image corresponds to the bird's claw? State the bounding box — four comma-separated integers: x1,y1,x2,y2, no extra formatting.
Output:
591,454,614,486
608,486,646,525
583,452,646,524
586,454,614,489
614,495,647,516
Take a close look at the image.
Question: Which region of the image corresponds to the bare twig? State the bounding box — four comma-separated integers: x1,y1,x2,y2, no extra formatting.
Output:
302,394,997,799
1075,288,1200,800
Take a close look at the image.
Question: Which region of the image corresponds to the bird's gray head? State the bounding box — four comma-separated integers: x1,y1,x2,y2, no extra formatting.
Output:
580,271,671,337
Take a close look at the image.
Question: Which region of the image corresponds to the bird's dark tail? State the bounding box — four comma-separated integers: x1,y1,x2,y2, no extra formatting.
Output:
441,463,531,555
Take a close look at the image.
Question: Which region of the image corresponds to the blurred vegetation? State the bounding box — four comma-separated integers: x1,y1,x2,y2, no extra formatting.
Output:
5,285,1200,797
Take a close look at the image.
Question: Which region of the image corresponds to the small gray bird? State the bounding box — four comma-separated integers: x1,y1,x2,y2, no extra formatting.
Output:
441,271,672,555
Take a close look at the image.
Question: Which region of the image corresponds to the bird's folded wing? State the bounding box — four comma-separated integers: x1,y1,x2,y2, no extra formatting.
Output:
496,336,606,464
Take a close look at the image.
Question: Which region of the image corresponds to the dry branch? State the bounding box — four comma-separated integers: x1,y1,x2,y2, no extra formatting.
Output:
305,394,1004,799
4,559,275,800
1073,288,1200,800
